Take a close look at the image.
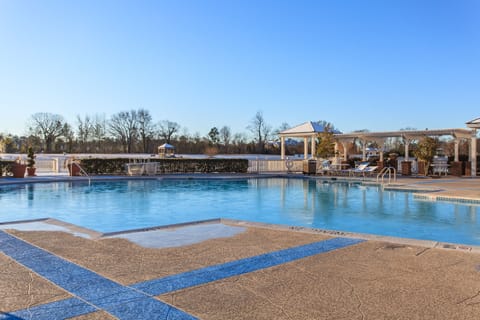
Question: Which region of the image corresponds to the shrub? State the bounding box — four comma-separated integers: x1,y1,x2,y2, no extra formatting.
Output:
78,158,249,175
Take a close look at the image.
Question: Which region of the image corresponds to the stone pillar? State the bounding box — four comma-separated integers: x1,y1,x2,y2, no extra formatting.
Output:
401,161,412,176
450,161,462,177
280,136,285,160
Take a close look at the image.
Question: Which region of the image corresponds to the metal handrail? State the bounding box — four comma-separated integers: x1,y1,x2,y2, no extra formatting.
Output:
67,159,91,185
376,167,396,184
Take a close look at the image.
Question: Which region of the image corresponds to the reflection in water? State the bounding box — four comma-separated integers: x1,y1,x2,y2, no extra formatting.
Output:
27,184,34,204
0,179,479,244
247,178,479,240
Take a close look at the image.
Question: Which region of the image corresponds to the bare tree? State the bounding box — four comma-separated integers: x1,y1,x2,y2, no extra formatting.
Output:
76,114,94,152
274,122,290,135
109,110,138,153
157,120,180,144
219,126,231,151
62,122,75,153
28,113,66,152
137,109,154,153
247,111,271,153
91,114,107,152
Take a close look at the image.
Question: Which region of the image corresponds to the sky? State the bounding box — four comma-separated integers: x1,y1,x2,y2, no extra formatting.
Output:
0,0,479,138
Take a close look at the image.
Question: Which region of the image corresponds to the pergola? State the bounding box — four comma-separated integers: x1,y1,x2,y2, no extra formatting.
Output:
278,121,338,160
333,128,472,163
279,120,479,176
158,143,175,158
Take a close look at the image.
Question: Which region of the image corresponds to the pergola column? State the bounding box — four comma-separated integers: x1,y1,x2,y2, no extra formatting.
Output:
402,136,414,161
304,137,308,159
341,142,348,161
311,135,316,159
361,139,367,161
471,130,477,177
280,136,285,160
371,138,385,162
454,139,460,162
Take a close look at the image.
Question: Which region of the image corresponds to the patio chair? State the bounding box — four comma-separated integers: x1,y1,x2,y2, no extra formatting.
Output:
318,160,332,175
348,162,370,177
363,166,378,177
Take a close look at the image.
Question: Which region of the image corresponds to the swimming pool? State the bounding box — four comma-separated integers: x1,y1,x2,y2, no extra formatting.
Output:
0,178,479,245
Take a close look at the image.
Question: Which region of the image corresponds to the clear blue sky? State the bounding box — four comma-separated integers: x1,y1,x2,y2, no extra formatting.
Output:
0,0,479,137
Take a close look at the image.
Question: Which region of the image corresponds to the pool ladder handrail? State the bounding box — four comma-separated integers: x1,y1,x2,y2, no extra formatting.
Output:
68,159,91,185
376,167,396,185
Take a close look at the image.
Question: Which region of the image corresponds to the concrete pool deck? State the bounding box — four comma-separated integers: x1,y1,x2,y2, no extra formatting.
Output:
1,175,480,319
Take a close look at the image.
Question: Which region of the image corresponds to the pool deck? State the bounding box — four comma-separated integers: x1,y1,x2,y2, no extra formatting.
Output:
1,174,480,319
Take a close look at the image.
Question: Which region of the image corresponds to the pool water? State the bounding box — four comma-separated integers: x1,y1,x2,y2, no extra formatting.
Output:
0,178,479,245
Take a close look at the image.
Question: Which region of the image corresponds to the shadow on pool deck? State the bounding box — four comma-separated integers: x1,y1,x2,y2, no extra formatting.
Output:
1,219,480,320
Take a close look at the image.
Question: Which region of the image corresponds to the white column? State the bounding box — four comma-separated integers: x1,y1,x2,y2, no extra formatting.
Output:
280,136,285,160
362,139,367,161
454,139,460,162
471,130,477,177
342,142,348,161
304,137,308,159
334,142,339,161
404,140,410,161
378,143,384,162
311,135,316,159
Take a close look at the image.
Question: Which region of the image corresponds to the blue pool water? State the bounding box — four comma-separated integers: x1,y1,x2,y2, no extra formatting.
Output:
0,178,479,245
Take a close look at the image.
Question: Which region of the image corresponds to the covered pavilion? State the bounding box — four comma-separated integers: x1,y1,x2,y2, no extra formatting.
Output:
158,143,175,158
279,120,479,177
278,121,340,160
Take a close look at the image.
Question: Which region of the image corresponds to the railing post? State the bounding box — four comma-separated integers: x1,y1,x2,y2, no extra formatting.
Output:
54,158,60,173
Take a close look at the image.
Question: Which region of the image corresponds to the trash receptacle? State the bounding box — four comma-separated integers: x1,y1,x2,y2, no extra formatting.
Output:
303,159,317,175
401,161,412,176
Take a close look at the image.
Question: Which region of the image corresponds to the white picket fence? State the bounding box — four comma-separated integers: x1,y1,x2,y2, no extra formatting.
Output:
1,153,311,175
247,159,304,173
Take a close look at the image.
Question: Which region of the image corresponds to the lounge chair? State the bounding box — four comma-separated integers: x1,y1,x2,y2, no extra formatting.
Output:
349,162,370,176
362,166,378,177
318,160,332,175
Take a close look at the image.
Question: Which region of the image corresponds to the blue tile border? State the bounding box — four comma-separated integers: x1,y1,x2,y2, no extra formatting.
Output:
1,231,363,319
132,237,364,295
0,297,96,320
0,230,197,320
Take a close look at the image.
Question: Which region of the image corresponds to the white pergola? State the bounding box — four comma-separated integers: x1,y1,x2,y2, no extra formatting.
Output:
279,120,479,176
333,128,472,163
278,121,336,160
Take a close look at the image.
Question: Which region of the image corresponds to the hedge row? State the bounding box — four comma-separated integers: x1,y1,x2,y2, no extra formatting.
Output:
78,158,249,175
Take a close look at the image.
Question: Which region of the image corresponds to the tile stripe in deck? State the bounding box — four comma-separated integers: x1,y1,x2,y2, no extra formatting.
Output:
132,237,364,295
0,230,196,320
1,297,95,320
1,232,363,319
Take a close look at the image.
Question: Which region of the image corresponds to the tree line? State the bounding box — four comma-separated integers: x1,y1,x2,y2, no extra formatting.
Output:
0,110,293,155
